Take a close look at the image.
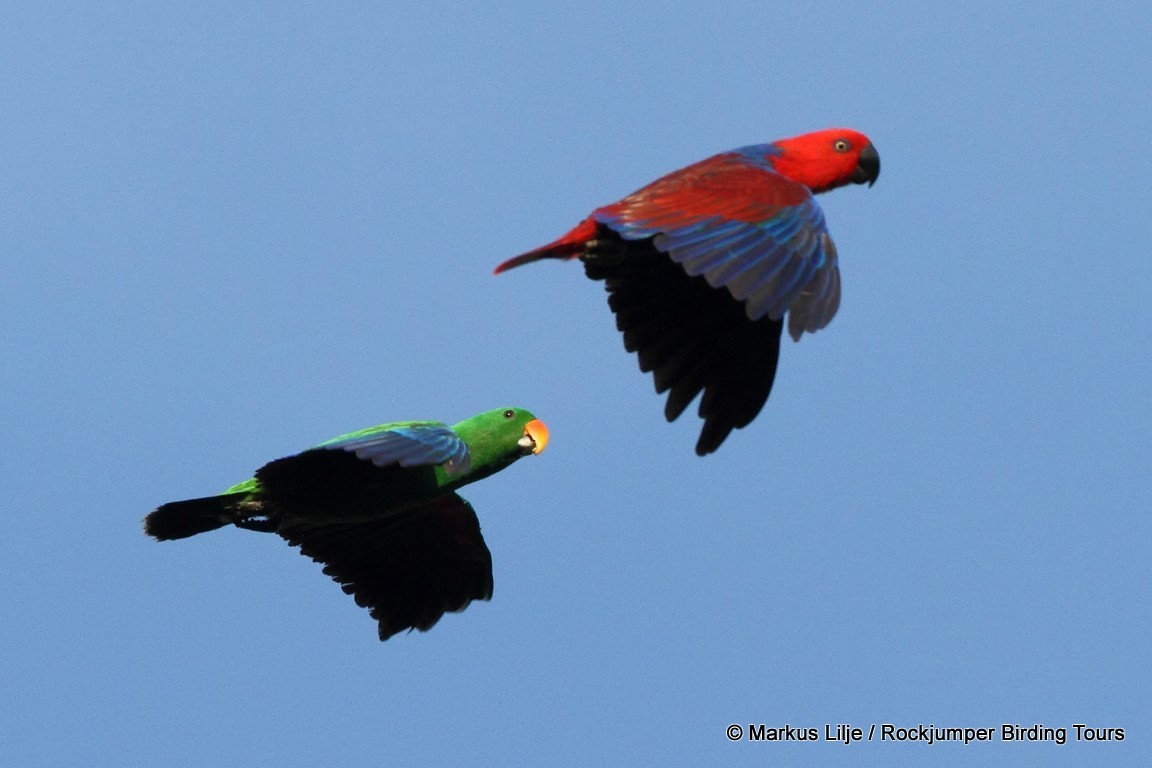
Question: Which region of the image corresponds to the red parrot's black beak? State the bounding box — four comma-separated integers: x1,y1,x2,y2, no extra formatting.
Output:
852,143,880,187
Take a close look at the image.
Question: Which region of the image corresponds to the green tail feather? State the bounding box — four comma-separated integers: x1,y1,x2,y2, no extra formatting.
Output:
144,495,237,541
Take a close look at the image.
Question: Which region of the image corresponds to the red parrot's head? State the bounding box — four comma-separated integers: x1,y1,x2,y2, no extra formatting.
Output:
769,128,880,194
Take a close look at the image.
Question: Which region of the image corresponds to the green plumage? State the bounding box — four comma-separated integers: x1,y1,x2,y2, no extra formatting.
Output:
145,407,547,640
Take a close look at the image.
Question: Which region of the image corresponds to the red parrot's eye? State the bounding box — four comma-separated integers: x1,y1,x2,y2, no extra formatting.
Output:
834,140,851,152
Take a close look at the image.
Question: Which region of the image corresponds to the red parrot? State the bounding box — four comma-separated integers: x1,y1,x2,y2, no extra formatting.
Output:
495,128,879,455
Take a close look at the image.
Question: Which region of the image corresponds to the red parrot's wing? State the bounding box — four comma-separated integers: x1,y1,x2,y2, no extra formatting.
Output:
583,227,784,455
592,149,841,339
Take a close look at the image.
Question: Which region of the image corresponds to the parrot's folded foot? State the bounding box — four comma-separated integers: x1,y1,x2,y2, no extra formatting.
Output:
230,500,277,532
233,515,277,533
582,234,630,265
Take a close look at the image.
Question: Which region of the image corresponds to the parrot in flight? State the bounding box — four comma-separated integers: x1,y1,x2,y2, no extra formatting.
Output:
495,128,879,455
145,407,549,641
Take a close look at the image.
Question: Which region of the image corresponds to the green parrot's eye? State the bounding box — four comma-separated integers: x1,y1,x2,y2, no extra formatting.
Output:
503,409,515,419
834,139,851,152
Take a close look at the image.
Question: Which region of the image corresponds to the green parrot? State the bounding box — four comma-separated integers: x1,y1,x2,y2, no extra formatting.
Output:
145,407,549,641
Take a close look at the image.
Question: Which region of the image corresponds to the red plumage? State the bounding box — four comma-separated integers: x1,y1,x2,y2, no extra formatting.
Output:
496,128,879,454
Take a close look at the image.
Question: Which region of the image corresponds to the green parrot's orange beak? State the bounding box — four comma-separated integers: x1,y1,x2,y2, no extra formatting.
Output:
524,418,549,455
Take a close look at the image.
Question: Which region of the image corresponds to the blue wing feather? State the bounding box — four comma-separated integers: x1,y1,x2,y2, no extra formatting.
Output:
318,423,472,476
592,152,842,336
594,210,719,242
761,211,805,243
653,219,747,251
603,193,840,331
786,233,841,341
668,226,764,269
679,230,769,278
726,249,790,303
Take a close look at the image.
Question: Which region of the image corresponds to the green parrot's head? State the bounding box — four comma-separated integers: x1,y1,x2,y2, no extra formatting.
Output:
451,407,548,481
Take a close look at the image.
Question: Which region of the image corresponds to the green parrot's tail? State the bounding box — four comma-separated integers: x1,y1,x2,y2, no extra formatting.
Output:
144,495,235,541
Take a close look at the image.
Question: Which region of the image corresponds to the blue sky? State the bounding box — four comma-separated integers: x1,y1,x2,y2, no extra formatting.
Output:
3,2,1149,766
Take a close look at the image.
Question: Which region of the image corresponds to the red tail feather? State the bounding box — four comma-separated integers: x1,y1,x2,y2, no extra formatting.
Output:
493,218,597,274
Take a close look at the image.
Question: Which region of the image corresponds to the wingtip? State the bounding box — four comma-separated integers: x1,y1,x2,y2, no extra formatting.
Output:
693,424,730,456
694,441,720,457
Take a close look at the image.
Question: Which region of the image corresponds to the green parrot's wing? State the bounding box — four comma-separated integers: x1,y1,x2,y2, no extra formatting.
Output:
278,493,493,640
318,421,471,476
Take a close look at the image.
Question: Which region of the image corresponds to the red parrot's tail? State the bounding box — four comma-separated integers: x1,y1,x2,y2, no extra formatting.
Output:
493,218,598,274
